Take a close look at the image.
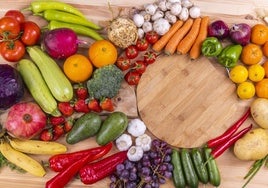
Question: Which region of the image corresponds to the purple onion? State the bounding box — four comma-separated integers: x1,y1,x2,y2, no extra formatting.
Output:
208,20,230,39
229,23,251,46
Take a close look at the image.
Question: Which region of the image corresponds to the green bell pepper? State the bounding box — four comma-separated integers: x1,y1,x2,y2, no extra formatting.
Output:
201,37,223,57
217,44,242,68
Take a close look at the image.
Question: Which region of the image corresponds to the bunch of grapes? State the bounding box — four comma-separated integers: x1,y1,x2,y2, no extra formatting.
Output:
110,139,173,188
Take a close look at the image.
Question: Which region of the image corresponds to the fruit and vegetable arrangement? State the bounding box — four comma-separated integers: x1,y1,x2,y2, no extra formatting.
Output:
1,0,268,187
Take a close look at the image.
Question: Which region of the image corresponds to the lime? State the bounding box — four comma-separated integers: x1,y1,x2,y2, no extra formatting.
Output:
229,65,248,84
248,64,265,82
236,81,255,99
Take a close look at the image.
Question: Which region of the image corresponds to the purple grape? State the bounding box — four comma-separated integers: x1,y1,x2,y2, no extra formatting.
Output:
166,163,173,171
149,151,158,159
142,159,151,167
126,181,137,188
121,169,130,180
110,174,117,183
164,155,171,162
129,172,138,181
164,171,172,179
116,163,125,174
159,177,166,184
144,184,152,188
140,166,151,177
125,160,135,170
153,157,162,165
144,176,152,183
151,181,160,188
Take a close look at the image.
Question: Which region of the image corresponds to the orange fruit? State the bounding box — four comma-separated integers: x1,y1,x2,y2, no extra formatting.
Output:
240,43,263,65
255,78,268,98
262,60,268,78
63,54,93,83
262,41,268,58
88,40,118,68
251,24,268,45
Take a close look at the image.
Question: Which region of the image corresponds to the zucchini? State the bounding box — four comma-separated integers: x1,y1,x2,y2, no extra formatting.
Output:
171,149,186,188
26,46,73,102
180,148,199,188
204,147,221,187
191,148,209,184
17,59,61,117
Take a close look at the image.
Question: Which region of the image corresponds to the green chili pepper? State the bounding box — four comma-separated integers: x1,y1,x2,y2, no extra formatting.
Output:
201,37,223,57
40,9,101,30
217,44,242,68
45,20,104,41
25,1,85,18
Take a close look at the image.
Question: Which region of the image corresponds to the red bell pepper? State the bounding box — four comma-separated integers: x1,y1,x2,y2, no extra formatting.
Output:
79,151,127,185
48,142,113,172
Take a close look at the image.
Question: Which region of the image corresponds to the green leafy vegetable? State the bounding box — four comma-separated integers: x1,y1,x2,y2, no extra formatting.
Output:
0,152,25,173
86,64,124,100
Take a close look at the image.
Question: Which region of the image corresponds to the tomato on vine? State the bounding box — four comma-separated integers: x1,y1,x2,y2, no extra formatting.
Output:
20,21,41,46
0,16,20,39
4,10,25,24
0,40,25,62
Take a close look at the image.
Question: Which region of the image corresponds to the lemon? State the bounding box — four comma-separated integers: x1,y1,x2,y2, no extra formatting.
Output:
229,65,248,84
236,81,255,99
248,64,265,82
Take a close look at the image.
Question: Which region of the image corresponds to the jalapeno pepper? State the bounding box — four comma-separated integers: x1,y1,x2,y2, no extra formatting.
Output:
201,37,223,57
217,44,242,68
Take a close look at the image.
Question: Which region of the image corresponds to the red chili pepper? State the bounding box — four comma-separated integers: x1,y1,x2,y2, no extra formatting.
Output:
79,151,127,185
46,154,93,188
210,124,253,159
48,142,112,172
207,107,250,148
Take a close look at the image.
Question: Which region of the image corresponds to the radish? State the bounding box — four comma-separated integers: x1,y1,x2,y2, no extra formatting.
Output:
42,28,85,59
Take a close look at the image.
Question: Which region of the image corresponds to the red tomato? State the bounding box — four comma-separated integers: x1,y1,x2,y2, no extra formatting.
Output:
0,16,20,39
116,56,132,71
124,70,141,85
4,10,25,24
0,40,25,62
145,31,159,44
20,21,41,46
125,45,139,59
144,51,157,65
132,60,147,75
136,38,149,51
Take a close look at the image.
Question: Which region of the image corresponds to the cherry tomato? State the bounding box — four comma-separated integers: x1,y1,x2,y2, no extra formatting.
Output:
144,51,157,65
125,45,139,59
145,31,159,44
4,10,25,24
116,56,132,71
124,70,141,85
0,40,25,62
0,16,20,39
132,60,147,75
20,21,41,46
136,38,149,51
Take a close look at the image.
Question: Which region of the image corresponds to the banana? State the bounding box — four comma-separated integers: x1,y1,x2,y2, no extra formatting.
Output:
0,141,46,177
9,138,67,155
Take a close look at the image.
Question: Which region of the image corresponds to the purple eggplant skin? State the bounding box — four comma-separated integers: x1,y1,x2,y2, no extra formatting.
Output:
0,64,24,110
208,20,230,39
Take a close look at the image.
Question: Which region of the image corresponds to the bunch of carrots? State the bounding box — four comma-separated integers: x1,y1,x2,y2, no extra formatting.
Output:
152,16,210,60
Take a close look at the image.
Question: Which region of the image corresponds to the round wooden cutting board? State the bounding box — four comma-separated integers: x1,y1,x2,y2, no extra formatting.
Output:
137,54,252,148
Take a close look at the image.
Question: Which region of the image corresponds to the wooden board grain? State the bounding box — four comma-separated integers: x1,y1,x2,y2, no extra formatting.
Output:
137,55,253,148
1,1,268,188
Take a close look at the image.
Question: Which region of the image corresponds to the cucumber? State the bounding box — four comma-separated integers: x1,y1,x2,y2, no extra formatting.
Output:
204,147,221,187
17,59,61,117
191,148,209,184
96,112,128,146
26,46,73,102
180,148,199,188
171,149,186,188
66,112,102,144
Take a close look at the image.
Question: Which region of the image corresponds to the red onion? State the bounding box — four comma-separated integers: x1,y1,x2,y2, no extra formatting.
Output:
42,28,81,59
208,20,229,39
229,23,251,46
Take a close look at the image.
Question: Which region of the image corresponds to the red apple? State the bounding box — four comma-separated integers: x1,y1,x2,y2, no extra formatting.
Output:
5,102,47,139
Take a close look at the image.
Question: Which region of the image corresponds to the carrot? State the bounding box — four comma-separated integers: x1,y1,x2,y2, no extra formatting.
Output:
176,17,202,55
189,16,210,60
164,18,194,55
152,20,184,52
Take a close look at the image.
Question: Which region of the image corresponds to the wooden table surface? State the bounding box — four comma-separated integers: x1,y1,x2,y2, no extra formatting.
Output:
1,0,268,188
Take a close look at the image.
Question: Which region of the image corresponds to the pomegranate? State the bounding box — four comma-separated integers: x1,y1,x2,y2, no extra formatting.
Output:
5,102,47,139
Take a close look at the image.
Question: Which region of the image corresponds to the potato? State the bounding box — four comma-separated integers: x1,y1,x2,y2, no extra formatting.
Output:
250,98,268,129
234,128,268,161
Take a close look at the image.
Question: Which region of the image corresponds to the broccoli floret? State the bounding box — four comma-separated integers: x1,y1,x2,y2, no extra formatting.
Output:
86,64,124,99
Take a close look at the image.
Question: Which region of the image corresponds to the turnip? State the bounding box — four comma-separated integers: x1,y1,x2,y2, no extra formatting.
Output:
42,28,85,59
